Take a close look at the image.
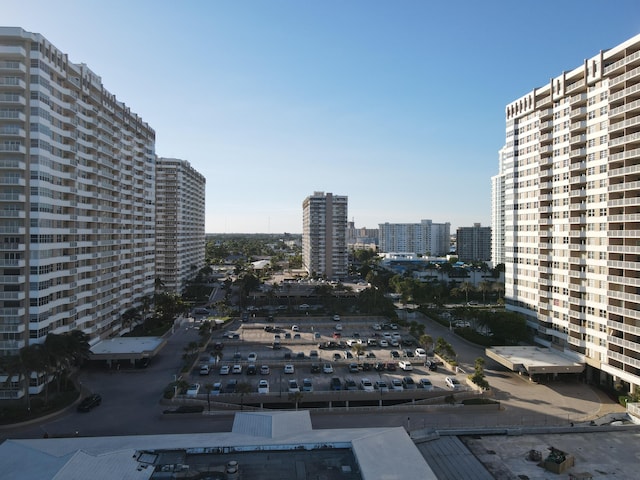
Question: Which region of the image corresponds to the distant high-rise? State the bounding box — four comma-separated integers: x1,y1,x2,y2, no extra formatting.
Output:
0,27,156,398
378,220,450,256
302,192,348,278
501,32,640,394
456,223,491,262
156,158,206,294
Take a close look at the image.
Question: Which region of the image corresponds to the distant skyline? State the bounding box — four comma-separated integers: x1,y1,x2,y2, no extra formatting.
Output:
6,1,640,233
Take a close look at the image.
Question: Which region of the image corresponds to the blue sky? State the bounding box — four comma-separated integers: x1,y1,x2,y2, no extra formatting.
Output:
6,1,640,233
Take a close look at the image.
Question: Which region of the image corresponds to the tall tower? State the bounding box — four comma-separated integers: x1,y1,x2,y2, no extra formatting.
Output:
156,158,206,294
0,28,156,398
491,147,507,265
302,192,348,279
502,32,640,394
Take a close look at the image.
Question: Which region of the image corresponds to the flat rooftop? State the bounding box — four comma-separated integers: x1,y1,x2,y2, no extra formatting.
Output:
90,337,166,360
486,346,584,375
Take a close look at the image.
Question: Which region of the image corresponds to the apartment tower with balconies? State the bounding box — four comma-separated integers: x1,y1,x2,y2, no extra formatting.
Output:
0,28,156,399
302,192,348,279
502,32,640,393
155,158,206,294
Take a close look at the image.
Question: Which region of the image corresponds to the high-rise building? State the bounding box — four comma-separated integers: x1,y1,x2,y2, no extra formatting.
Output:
0,28,156,397
156,158,206,294
456,223,491,262
501,32,640,393
491,147,507,265
302,192,348,279
378,220,450,256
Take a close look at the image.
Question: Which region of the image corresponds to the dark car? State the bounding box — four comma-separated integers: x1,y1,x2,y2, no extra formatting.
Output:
330,377,342,391
246,364,257,375
361,362,372,371
225,379,238,393
426,360,438,371
374,362,386,372
386,362,397,371
310,363,321,373
77,394,102,412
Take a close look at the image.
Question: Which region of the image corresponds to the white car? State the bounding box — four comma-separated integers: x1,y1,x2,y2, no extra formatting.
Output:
219,365,230,375
335,323,343,331
291,325,299,331
260,365,270,375
446,376,462,390
211,382,222,395
390,378,403,391
372,323,382,331
284,364,295,374
257,379,269,394
247,352,257,363
398,361,413,371
288,379,300,393
186,383,200,396
232,364,242,374
323,363,334,374
360,378,374,392
414,348,427,358
302,378,313,392
379,339,389,348
333,315,341,321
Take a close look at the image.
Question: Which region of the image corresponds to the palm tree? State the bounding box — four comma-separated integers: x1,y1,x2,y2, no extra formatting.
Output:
477,281,491,304
459,281,473,304
419,334,434,355
236,382,252,410
204,383,214,411
352,344,366,361
288,391,304,410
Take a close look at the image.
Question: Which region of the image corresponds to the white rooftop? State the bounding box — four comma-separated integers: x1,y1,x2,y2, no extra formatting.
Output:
486,346,584,375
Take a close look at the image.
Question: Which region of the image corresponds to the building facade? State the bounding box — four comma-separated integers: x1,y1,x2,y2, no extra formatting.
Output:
0,28,156,398
456,223,491,262
491,147,507,265
378,220,450,256
302,192,348,279
501,32,640,393
155,158,206,294
346,221,378,249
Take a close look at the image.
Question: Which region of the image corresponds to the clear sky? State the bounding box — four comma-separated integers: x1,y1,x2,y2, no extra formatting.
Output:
5,1,640,233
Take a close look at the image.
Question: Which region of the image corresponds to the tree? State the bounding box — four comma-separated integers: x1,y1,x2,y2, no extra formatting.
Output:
477,281,492,304
470,356,490,390
352,344,366,361
236,382,252,410
288,390,304,410
204,382,214,411
419,334,433,355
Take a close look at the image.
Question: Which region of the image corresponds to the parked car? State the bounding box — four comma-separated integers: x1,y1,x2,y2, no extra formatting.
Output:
398,361,413,371
390,378,403,391
258,380,269,394
310,363,321,373
77,394,102,412
186,384,200,396
333,315,341,321
330,377,342,390
247,352,257,362
232,364,242,374
426,360,438,371
335,323,343,331
260,365,270,375
385,362,397,371
199,364,210,376
402,376,417,390
361,362,372,371
360,378,374,392
284,364,295,374
344,351,353,359
344,378,358,391
323,363,334,374
309,350,319,358
365,352,376,359
403,349,415,358
379,339,389,348
414,348,427,358
288,379,300,393
302,378,313,392
390,350,400,359
374,380,389,392
246,364,257,375
211,382,222,395
374,362,386,372
219,365,230,375
332,353,342,361
291,324,299,331
445,376,462,390
225,379,238,393
348,363,359,373
418,378,433,391
367,338,378,346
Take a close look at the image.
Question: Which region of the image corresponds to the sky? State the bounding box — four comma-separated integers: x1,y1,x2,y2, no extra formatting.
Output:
5,1,640,233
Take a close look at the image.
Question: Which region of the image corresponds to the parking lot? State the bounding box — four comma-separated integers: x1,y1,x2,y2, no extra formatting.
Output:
186,316,466,401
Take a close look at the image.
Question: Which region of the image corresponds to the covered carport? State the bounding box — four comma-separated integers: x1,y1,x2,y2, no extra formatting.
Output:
486,346,584,382
90,337,166,368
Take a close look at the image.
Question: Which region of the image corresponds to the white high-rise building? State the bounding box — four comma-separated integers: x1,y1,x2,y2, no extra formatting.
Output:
156,158,206,294
378,220,450,256
491,147,507,265
0,28,156,397
302,192,348,279
502,32,640,393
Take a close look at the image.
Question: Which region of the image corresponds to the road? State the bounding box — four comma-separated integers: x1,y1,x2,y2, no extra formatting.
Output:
0,311,621,442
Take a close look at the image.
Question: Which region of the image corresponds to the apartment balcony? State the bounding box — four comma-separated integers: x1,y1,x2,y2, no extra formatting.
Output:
567,336,587,348
0,323,25,334
608,319,640,336
569,188,586,198
569,202,586,211
569,175,586,185
539,120,553,131
570,93,588,106
609,305,640,321
608,351,640,369
0,339,25,350
607,259,640,270
538,108,553,120
570,120,587,133
609,289,640,304
606,229,640,239
608,244,640,254
570,106,587,119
